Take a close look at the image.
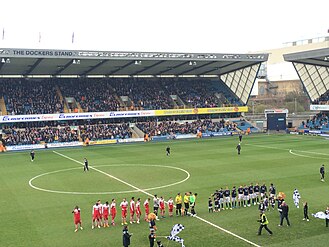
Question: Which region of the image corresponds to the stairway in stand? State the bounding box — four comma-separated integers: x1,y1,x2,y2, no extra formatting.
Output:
0,97,8,115
55,85,70,113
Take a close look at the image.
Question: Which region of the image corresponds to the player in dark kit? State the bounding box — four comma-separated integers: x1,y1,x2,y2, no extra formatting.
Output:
236,143,241,155
269,183,276,198
254,183,260,204
238,185,244,208
30,150,35,162
243,185,249,207
249,183,255,206
231,186,237,208
260,183,267,200
208,197,213,213
239,132,243,142
303,201,309,221
166,146,170,156
218,188,224,210
320,164,325,182
84,158,89,171
224,187,232,209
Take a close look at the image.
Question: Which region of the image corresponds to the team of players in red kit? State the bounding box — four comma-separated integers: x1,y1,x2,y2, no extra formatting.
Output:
72,196,175,232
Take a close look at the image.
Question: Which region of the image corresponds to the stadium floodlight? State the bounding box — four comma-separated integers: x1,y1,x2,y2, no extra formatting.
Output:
72,59,80,64
0,58,10,64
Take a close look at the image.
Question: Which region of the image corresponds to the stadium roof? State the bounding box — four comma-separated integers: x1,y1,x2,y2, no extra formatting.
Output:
0,48,268,77
284,48,329,102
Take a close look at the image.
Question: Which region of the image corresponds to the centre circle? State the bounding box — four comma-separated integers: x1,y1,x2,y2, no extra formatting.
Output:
29,164,190,195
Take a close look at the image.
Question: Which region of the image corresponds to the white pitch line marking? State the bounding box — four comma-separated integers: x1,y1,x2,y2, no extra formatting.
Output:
29,164,190,195
246,143,329,158
289,149,329,156
52,150,261,247
53,150,153,196
289,150,328,160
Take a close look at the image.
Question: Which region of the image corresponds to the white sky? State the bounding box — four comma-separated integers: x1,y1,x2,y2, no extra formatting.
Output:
0,0,328,53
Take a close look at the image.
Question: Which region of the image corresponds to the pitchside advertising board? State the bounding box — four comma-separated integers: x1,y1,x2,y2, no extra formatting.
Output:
310,105,329,111
265,109,288,131
0,106,248,123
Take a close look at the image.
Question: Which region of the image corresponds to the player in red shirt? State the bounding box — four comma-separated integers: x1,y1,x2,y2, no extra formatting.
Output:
97,200,103,227
120,198,128,225
144,198,150,221
72,206,83,232
136,198,142,224
168,197,174,217
110,199,117,226
159,196,165,218
129,197,136,224
102,201,110,227
92,202,101,229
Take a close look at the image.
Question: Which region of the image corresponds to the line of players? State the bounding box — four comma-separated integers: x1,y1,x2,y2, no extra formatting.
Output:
209,183,276,212
72,196,176,232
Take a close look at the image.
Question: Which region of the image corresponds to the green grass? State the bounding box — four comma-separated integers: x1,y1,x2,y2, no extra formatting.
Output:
1,134,329,247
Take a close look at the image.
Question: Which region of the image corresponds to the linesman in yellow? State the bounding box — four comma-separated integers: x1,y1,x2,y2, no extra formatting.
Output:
175,193,182,216
257,210,273,236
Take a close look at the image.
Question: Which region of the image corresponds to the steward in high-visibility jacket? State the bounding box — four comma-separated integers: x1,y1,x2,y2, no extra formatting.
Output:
257,211,273,235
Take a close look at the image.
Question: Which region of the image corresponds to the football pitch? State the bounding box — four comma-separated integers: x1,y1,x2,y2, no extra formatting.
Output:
1,134,329,247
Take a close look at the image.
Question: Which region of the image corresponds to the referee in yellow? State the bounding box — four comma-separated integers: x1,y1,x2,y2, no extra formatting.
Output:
175,193,182,216
183,192,190,216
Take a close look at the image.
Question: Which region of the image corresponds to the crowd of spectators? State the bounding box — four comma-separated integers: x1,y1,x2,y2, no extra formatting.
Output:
300,112,329,130
80,123,132,141
136,119,237,137
164,80,222,108
1,117,245,146
110,79,173,110
59,79,120,112
0,78,241,115
2,122,132,146
312,91,329,105
3,126,79,146
0,79,64,115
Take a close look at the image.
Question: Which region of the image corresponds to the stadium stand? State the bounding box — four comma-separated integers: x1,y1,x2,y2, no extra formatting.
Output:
299,112,329,130
80,123,132,141
3,126,79,145
110,79,174,110
2,122,132,146
0,78,242,115
233,119,259,132
59,79,121,112
0,79,64,115
135,119,237,137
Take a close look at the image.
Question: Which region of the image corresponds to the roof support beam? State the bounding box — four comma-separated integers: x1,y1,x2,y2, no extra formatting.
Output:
202,61,241,75
178,61,217,76
82,60,108,76
107,61,135,75
133,60,165,76
159,61,187,75
23,58,43,76
53,60,73,76
222,62,260,75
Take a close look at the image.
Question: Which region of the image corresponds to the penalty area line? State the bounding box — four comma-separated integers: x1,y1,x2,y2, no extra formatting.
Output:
52,150,261,247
